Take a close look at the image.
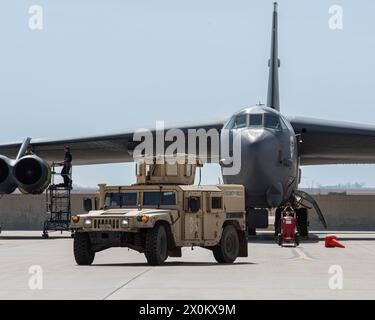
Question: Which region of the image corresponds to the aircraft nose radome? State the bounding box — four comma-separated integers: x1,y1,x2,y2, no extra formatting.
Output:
242,129,279,162
222,129,283,208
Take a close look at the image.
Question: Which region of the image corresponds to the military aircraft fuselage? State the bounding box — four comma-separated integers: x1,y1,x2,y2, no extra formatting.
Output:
221,105,299,209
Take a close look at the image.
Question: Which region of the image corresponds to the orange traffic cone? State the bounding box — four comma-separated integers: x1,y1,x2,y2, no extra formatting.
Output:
325,235,336,247
325,235,345,248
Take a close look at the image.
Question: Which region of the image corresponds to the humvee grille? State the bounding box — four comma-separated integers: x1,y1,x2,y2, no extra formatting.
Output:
93,218,121,230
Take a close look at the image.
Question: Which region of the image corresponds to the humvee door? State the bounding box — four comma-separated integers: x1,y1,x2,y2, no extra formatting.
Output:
183,191,202,240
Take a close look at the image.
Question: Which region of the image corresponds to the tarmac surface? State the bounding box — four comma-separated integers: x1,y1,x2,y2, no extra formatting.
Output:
0,231,375,300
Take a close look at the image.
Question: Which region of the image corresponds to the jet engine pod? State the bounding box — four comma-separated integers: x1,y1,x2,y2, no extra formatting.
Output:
13,155,51,194
0,155,17,194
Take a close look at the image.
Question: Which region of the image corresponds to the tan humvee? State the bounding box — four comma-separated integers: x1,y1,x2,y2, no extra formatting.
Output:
71,159,248,266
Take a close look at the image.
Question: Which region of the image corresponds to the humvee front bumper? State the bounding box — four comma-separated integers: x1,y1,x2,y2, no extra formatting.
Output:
70,216,154,232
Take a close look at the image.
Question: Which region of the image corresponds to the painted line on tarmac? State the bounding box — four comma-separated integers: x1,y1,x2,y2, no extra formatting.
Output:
102,268,152,300
290,247,313,261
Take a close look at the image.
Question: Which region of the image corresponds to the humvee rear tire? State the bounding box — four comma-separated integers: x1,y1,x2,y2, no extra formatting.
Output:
74,232,95,265
145,224,168,266
213,225,239,264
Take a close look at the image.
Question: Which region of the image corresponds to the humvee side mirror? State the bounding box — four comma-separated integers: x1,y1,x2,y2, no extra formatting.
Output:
83,198,93,212
188,197,201,213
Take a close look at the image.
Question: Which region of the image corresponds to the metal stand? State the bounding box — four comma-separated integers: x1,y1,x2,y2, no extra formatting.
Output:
42,163,73,238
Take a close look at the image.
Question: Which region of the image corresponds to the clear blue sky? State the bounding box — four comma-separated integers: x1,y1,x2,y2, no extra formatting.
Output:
1,0,375,188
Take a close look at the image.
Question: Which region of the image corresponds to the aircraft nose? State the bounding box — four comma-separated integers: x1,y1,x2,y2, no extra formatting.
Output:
243,130,284,207
222,128,284,208
243,129,279,170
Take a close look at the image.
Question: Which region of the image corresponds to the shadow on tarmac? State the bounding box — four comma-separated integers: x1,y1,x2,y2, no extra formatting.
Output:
248,232,375,243
92,261,255,267
0,235,72,240
247,233,319,244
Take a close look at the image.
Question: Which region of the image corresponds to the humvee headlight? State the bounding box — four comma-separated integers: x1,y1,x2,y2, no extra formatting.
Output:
120,219,129,227
84,219,92,227
141,215,149,223
72,216,80,223
136,214,149,222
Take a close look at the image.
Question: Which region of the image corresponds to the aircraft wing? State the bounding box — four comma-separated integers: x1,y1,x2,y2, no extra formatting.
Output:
288,116,375,165
0,119,225,166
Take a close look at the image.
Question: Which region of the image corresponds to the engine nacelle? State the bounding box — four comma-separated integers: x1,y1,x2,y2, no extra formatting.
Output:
0,156,17,194
13,155,51,194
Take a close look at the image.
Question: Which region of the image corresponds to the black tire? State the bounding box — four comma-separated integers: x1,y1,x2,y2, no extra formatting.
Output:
274,207,282,236
248,228,256,236
296,208,308,237
295,233,300,247
213,224,240,263
74,232,95,265
144,224,168,266
277,234,282,246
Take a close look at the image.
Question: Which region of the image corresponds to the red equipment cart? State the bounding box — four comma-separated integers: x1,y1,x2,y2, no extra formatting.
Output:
277,203,300,247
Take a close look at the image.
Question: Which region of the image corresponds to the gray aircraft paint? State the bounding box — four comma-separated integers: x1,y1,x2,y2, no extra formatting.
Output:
221,105,299,208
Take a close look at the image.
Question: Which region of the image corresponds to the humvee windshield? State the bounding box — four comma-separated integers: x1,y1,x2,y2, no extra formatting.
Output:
143,191,176,206
104,192,137,208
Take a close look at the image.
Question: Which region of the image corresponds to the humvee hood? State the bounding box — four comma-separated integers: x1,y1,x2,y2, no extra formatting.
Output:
86,208,172,217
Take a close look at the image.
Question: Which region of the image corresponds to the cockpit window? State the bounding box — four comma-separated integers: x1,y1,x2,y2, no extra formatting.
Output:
225,112,285,131
264,114,281,130
249,114,263,127
232,114,247,129
225,114,248,129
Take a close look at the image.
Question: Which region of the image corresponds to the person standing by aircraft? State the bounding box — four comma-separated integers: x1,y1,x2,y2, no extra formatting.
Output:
60,146,72,188
25,145,34,155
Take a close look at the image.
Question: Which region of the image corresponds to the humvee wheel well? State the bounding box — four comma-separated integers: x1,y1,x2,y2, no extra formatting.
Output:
222,220,241,231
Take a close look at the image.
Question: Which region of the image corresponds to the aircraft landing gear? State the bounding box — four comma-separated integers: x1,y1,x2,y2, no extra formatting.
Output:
274,207,282,238
248,228,256,236
296,208,308,238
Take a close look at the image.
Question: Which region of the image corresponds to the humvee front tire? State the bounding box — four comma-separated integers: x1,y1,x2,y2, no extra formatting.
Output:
213,224,239,264
145,224,168,265
74,232,95,265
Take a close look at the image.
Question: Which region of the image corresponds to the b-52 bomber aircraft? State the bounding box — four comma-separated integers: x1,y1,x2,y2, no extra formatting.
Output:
1,3,375,235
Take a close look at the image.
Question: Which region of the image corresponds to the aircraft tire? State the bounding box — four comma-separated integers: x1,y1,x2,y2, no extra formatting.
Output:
248,228,256,236
295,233,300,247
274,207,282,236
296,208,308,237
277,234,282,246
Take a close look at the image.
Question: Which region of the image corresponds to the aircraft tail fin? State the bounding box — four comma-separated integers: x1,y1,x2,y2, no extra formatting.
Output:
266,2,280,111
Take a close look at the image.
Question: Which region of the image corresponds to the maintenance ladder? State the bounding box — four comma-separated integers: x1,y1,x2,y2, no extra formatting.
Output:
42,163,73,238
